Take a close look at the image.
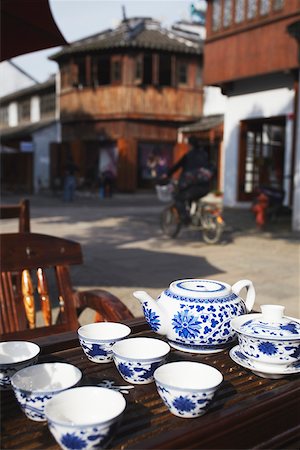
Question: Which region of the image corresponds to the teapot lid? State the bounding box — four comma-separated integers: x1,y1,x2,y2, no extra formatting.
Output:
169,279,232,299
235,305,300,340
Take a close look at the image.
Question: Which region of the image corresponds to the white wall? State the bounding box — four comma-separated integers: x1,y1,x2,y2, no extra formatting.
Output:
222,87,295,208
0,61,36,97
203,86,227,116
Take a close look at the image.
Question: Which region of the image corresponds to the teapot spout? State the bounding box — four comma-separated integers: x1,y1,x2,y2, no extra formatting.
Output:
133,290,167,335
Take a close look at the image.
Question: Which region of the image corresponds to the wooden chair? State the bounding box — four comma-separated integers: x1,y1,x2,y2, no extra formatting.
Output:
0,199,30,232
0,232,134,339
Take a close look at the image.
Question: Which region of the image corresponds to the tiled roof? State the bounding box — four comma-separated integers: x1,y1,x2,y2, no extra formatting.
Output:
50,18,202,60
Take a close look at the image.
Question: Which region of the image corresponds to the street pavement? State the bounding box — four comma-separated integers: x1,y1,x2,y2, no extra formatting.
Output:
1,191,299,323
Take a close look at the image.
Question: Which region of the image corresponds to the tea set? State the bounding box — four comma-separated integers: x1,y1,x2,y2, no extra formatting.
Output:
1,277,299,449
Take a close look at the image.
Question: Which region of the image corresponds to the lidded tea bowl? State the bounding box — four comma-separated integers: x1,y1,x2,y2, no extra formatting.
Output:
134,278,255,353
231,304,300,371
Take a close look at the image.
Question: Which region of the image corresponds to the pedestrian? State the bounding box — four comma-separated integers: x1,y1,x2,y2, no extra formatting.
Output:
102,169,115,197
63,158,79,202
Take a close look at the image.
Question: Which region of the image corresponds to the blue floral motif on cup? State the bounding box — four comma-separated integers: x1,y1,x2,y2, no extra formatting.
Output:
117,360,163,383
173,395,195,412
284,345,300,359
134,362,161,380
118,363,134,379
258,341,278,356
81,342,108,358
61,433,87,450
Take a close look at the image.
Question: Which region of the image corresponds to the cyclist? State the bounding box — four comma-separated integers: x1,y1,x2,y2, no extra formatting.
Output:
164,136,215,224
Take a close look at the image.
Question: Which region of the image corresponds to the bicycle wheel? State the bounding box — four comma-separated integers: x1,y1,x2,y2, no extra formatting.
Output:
202,212,224,244
161,206,181,238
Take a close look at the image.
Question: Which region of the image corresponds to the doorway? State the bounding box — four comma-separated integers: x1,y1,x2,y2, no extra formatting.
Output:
238,117,286,201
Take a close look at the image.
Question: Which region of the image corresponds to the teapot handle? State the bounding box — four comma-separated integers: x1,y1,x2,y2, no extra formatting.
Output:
231,279,255,312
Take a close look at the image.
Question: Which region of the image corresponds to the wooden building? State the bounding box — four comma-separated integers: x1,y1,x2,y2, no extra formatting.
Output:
203,0,300,229
50,17,204,192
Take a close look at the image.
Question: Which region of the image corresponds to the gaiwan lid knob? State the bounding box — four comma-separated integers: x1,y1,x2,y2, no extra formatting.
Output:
261,304,285,322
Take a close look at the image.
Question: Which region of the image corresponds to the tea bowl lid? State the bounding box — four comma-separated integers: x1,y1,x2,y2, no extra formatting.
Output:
232,305,300,340
169,279,232,299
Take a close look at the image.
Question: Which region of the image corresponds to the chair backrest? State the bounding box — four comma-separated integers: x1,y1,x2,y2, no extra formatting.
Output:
0,233,82,339
0,199,30,232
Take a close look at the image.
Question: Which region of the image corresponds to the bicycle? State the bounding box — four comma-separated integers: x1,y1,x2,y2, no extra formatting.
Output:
156,181,225,244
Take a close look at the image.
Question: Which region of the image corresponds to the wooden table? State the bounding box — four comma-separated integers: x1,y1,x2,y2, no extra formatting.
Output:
1,318,300,449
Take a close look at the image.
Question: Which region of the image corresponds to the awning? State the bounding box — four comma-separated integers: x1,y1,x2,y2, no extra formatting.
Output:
0,119,56,141
1,0,68,61
178,114,224,133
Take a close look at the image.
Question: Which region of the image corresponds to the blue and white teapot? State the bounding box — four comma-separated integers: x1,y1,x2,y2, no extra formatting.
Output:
134,278,255,354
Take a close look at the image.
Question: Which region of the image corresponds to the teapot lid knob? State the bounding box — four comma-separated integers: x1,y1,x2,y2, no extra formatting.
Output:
196,284,208,291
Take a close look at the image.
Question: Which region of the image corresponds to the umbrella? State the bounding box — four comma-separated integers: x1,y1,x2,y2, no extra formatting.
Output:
1,0,68,61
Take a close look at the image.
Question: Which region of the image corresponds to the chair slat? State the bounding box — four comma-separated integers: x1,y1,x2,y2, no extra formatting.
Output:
37,268,52,326
55,265,78,331
21,270,36,329
0,273,18,333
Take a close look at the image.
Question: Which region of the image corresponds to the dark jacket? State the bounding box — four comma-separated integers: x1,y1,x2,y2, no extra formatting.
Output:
168,147,213,189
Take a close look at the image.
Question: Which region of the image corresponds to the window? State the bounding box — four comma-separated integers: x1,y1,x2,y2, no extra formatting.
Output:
235,0,245,23
111,58,122,83
223,0,232,27
247,0,257,19
135,55,143,83
159,54,172,86
75,57,87,87
195,65,202,87
143,54,153,85
60,63,71,89
0,105,9,126
133,53,153,86
18,99,31,123
93,55,110,86
238,118,285,200
177,62,188,85
212,0,222,31
273,0,284,11
40,93,56,118
259,0,270,16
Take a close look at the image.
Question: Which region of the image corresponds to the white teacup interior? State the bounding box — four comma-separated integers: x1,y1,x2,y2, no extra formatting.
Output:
154,361,223,390
0,341,40,364
45,386,126,425
112,337,170,360
11,363,82,392
78,322,131,341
